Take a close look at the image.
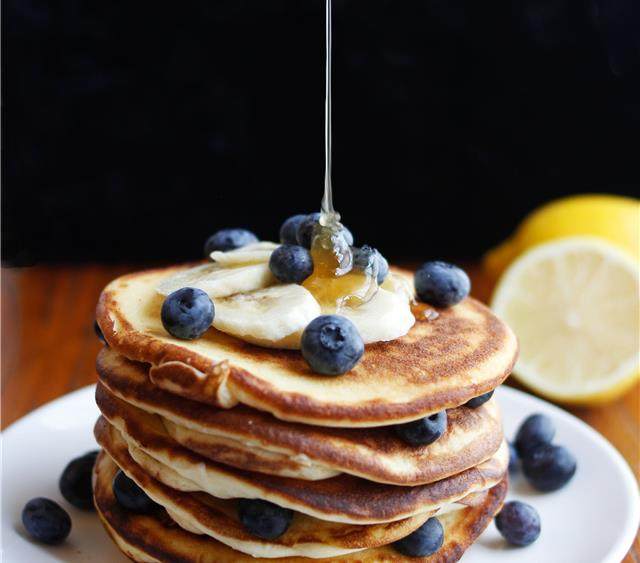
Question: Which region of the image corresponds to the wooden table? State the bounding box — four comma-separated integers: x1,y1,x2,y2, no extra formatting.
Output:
2,264,639,561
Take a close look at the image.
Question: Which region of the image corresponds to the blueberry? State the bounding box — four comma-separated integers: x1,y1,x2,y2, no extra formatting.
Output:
296,213,321,248
93,320,107,344
59,451,98,510
296,213,354,249
237,499,293,540
414,261,470,307
279,214,308,245
269,245,314,284
22,498,71,544
508,442,520,474
161,287,214,340
204,228,258,255
514,414,555,458
353,245,389,284
495,501,541,547
395,411,448,446
301,315,364,375
393,516,444,557
522,444,577,492
112,470,157,514
464,390,494,408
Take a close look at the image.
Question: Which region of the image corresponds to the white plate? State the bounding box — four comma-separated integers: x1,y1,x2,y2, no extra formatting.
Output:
1,385,638,562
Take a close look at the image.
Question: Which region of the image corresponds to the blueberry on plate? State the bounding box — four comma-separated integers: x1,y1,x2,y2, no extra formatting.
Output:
296,213,321,248
393,516,444,557
112,470,158,514
204,228,258,255
353,245,389,284
59,451,99,510
514,413,555,458
22,498,71,544
522,443,577,492
269,245,314,284
508,442,520,474
279,214,308,245
301,315,364,375
464,390,494,408
237,499,294,540
414,261,470,307
495,501,541,546
93,320,107,345
395,411,447,446
161,287,214,340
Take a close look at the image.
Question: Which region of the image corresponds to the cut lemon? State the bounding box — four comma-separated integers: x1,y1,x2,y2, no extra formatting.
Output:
492,237,640,405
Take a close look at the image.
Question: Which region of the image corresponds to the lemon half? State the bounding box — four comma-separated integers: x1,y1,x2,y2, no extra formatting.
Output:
492,237,640,405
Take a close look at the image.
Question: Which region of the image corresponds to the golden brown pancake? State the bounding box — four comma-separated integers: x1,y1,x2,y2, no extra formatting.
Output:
94,450,508,562
97,348,504,485
95,413,508,525
97,428,437,558
96,265,518,427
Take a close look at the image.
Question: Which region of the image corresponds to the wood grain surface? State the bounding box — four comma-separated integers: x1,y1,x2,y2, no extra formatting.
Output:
2,264,638,561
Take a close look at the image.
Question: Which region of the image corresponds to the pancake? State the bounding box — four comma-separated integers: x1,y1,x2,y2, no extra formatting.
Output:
94,450,508,562
96,265,518,427
95,413,508,525
97,348,504,485
98,427,436,558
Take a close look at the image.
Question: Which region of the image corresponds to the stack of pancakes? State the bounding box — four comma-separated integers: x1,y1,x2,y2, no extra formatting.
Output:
92,266,518,562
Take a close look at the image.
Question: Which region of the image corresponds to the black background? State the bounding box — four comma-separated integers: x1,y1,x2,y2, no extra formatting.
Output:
3,0,639,265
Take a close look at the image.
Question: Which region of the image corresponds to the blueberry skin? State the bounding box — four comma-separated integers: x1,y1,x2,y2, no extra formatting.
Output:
395,411,448,446
279,214,308,245
522,444,577,492
508,442,520,474
59,451,98,510
237,499,294,540
414,261,470,307
301,315,364,375
22,498,71,544
269,245,314,284
296,213,321,248
112,470,158,514
495,501,541,546
353,246,389,284
94,320,107,345
464,390,494,408
161,287,214,340
514,413,555,458
393,517,444,557
204,228,258,255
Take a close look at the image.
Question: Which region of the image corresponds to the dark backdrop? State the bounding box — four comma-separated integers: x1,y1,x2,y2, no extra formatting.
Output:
3,0,639,265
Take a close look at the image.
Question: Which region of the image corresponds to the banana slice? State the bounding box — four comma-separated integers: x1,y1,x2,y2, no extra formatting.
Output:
341,288,415,344
210,242,279,266
381,272,415,302
156,263,275,299
213,285,321,349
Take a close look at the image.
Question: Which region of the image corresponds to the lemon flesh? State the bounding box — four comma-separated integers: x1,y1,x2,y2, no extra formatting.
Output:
492,237,640,405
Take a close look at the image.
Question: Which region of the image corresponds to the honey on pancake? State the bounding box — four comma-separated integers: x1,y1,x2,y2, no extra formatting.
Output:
302,0,379,312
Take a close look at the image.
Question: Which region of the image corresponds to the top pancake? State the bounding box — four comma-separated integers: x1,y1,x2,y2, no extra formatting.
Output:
96,264,518,427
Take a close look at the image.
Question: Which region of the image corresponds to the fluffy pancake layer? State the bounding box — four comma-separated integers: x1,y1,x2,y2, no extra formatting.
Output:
97,348,504,485
96,265,517,427
94,450,508,562
95,410,508,525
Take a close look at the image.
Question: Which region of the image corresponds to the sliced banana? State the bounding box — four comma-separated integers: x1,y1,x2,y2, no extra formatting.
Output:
156,263,275,299
381,272,415,302
213,285,321,349
210,241,279,266
341,288,415,344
